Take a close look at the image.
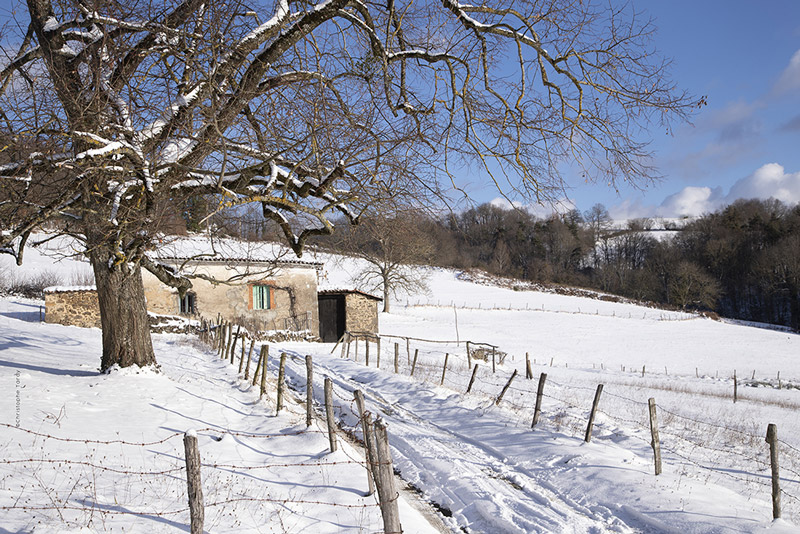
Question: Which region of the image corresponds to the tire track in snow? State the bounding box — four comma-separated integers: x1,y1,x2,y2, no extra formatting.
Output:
281,352,639,534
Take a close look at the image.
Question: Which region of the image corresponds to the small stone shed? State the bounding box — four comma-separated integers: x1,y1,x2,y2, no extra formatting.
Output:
317,289,382,343
45,286,101,328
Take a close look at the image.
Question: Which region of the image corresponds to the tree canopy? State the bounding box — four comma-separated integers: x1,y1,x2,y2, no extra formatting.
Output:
0,0,699,369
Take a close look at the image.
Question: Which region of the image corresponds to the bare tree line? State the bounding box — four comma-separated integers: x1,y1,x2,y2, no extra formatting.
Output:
293,199,799,330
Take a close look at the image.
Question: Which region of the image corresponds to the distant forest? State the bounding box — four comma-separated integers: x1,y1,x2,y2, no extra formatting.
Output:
207,198,800,331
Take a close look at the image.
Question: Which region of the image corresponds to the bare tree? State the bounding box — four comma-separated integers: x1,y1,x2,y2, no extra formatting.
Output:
668,261,721,311
1,0,699,370
331,213,434,312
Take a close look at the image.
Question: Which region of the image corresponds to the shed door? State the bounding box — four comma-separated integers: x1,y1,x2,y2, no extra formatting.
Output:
318,295,345,343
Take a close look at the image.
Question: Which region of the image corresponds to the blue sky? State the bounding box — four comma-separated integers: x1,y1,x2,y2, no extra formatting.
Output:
489,1,800,219
2,0,797,220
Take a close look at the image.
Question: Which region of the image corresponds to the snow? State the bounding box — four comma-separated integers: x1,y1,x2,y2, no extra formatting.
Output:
55,43,79,57
3,236,800,532
44,285,97,293
43,16,60,32
0,298,436,532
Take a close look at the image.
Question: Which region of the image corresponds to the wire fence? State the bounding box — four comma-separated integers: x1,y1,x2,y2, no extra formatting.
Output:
338,331,800,523
402,298,699,322
0,420,381,531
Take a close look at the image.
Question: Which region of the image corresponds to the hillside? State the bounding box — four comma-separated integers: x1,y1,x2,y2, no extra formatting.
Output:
2,238,800,532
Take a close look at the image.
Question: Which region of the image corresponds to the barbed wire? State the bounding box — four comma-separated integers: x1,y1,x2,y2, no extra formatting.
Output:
0,458,185,476
0,423,184,446
654,405,764,440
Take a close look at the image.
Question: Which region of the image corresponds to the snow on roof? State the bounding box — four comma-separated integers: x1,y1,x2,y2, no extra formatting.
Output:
44,285,97,293
149,235,323,269
318,287,382,300
158,255,322,269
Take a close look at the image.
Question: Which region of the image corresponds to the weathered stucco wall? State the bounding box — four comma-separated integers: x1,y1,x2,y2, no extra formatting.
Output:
45,289,101,328
344,293,379,334
141,261,319,332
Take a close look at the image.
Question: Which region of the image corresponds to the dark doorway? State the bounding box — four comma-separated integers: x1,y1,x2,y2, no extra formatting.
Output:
318,294,346,342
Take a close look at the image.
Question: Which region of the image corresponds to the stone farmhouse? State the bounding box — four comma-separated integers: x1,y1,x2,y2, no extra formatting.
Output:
45,237,380,340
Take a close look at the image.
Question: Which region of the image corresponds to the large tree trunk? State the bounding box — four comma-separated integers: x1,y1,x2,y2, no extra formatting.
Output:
90,251,156,372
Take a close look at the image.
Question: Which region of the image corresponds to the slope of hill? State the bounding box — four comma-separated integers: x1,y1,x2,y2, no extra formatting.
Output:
2,237,799,532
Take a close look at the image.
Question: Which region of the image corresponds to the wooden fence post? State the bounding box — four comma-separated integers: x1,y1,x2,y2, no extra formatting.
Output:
218,323,226,357
183,431,204,534
230,326,241,364
331,333,346,354
258,345,269,398
466,363,479,394
259,345,269,397
440,353,449,385
252,344,265,387
394,343,399,374
492,346,496,373
766,423,781,519
366,338,370,367
365,413,381,480
305,355,313,427
237,335,246,374
531,372,547,428
466,341,471,368
340,332,349,359
376,337,381,369
324,377,337,452
243,339,254,379
374,419,402,534
277,352,287,412
345,333,352,360
225,324,234,361
733,370,738,403
495,369,517,405
353,390,376,496
584,384,604,442
648,398,662,475
222,323,231,360
525,353,533,379
410,349,419,377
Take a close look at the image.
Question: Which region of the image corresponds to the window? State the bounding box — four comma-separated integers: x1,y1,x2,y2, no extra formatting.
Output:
180,292,196,314
252,285,272,310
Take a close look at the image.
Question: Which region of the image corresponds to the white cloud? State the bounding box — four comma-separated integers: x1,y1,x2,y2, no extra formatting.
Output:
774,49,800,95
614,163,800,219
656,186,725,217
726,163,800,205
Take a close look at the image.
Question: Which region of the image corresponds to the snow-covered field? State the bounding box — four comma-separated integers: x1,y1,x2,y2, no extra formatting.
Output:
2,238,800,533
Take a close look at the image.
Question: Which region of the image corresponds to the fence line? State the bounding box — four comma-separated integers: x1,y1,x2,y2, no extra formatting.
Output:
1,319,392,532
334,329,800,522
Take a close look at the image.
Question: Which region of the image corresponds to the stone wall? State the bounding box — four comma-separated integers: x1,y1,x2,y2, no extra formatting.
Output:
345,293,379,334
45,289,101,328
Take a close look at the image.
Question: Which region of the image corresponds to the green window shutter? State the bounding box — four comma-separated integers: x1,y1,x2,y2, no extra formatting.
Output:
253,285,271,310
